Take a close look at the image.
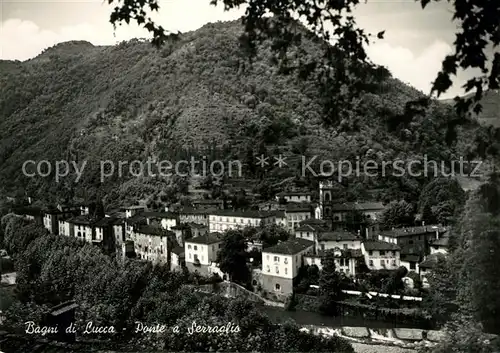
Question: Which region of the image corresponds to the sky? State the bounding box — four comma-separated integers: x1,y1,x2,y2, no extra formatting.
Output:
0,0,481,99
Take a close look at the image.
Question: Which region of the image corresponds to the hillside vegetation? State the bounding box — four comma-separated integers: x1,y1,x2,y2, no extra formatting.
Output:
441,90,500,128
0,20,498,208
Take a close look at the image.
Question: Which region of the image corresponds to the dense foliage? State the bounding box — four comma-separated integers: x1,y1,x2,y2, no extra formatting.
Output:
420,176,500,352
109,0,500,133
0,215,354,352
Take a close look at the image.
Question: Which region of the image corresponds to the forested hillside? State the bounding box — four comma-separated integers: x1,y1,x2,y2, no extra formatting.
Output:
441,90,500,128
0,20,498,208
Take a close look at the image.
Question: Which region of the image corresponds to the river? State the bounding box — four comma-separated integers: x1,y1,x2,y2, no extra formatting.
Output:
260,305,426,329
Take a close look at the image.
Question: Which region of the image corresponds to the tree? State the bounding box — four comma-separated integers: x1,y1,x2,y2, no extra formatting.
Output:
422,255,459,325
318,250,343,315
418,178,466,223
255,224,289,247
379,200,414,229
463,225,500,334
421,202,437,225
109,0,500,138
381,266,408,295
217,229,250,285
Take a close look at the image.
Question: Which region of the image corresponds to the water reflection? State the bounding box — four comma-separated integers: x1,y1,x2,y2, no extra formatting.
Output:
260,305,426,329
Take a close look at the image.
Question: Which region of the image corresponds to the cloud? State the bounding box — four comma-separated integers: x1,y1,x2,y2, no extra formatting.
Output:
365,40,453,95
1,14,464,99
0,18,149,61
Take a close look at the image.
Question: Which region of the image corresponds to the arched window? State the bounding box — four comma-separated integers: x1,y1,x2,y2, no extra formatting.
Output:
324,192,331,202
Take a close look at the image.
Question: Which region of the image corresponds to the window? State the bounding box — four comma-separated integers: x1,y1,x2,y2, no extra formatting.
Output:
369,260,374,266
321,244,325,250
274,256,279,262
409,240,414,244
188,245,191,249
194,245,198,250
380,251,385,256
380,259,385,266
275,283,281,291
312,258,315,264
266,266,270,272
343,244,348,250
284,258,288,264
410,262,416,270
368,251,373,256
275,267,279,274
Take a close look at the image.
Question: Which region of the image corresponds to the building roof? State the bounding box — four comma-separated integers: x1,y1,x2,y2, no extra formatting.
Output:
379,225,447,238
94,217,117,227
179,207,214,215
363,240,401,251
186,222,207,229
299,218,328,226
324,202,385,212
295,224,325,233
143,211,178,219
307,248,363,259
285,204,313,213
67,215,95,225
186,233,223,245
209,209,275,218
126,214,147,225
355,202,385,211
135,225,168,236
277,191,312,197
263,238,315,255
193,199,224,204
419,253,446,269
318,230,361,242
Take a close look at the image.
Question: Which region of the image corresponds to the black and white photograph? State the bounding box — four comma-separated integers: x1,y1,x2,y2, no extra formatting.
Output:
0,0,499,352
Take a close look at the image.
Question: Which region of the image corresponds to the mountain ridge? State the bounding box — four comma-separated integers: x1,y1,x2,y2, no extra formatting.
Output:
440,90,500,128
0,20,497,207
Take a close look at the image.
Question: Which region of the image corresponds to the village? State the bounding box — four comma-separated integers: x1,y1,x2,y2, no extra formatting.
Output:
5,179,449,303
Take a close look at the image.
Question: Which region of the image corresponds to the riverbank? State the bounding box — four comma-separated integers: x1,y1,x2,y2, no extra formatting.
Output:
352,342,416,353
